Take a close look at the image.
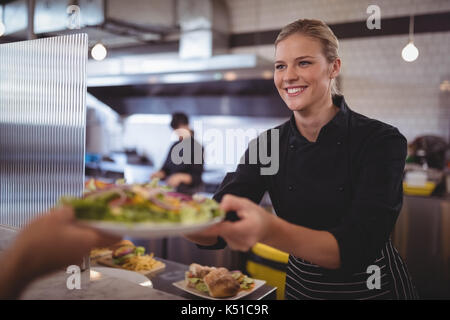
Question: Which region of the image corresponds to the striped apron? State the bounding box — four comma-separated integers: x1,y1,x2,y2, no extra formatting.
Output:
285,239,419,300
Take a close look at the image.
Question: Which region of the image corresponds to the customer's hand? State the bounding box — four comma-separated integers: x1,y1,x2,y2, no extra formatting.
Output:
167,173,192,188
216,194,274,251
11,206,120,280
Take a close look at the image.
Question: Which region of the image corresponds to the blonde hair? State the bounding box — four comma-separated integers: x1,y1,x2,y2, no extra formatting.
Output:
275,19,341,96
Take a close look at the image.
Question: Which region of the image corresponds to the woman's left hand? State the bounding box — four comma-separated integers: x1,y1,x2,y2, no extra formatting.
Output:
216,194,275,251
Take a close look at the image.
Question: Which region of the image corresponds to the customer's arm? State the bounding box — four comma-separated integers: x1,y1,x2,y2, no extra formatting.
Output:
0,207,120,299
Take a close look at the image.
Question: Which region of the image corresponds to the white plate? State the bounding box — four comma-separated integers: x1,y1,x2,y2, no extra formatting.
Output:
79,216,223,239
91,267,152,288
172,279,266,300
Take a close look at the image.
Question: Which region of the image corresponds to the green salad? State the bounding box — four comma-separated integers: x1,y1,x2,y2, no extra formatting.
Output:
60,181,224,224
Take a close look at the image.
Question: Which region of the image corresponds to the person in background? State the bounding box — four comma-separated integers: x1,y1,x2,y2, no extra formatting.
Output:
186,19,418,299
0,207,120,299
151,112,204,195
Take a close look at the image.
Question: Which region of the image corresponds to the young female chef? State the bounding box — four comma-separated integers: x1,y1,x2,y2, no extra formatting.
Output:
186,19,418,300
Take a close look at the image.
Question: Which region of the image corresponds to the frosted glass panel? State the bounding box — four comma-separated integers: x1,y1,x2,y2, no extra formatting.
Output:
0,34,87,228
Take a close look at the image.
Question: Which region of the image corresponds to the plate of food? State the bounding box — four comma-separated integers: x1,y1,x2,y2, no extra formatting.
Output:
90,267,153,288
95,240,165,276
172,263,265,300
60,179,225,238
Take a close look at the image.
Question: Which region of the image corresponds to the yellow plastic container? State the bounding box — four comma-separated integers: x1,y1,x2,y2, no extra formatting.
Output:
403,182,436,196
246,243,289,300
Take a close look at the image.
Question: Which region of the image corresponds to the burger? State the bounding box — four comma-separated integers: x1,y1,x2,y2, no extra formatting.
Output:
111,240,145,265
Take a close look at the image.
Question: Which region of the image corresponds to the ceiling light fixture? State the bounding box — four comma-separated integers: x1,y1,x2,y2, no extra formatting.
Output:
91,42,107,61
401,16,419,62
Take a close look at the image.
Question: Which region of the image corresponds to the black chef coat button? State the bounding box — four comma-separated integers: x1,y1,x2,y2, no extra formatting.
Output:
289,144,295,150
338,186,344,192
288,185,294,191
337,141,342,145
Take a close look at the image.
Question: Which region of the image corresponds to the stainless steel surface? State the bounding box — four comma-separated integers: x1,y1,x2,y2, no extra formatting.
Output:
178,0,229,59
2,0,28,36
0,224,18,251
392,195,450,298
85,0,272,86
0,34,87,228
87,53,273,86
34,0,104,34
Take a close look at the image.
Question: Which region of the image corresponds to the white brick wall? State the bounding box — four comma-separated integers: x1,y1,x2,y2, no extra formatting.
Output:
226,0,450,32
227,1,450,142
339,31,450,142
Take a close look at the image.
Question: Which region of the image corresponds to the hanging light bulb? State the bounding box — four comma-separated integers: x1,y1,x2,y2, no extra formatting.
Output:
91,42,107,61
402,41,419,62
402,16,419,62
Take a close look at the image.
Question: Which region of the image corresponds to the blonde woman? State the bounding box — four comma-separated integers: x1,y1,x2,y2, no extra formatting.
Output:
187,19,418,300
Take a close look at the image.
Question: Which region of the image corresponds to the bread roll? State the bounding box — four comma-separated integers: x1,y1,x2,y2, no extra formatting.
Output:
188,263,215,278
203,268,240,298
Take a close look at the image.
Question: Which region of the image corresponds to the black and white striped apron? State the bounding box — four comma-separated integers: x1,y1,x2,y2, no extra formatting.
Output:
285,239,419,300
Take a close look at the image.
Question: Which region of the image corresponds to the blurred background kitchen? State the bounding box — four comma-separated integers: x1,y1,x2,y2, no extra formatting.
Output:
0,0,449,299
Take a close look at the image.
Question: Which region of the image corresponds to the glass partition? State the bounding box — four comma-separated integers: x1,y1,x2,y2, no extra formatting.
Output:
0,34,87,228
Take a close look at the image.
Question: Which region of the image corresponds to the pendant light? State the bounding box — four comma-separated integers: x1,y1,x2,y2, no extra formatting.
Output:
401,15,419,62
91,42,107,61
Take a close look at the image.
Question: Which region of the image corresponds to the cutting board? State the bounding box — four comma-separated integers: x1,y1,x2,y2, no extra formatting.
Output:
96,256,166,276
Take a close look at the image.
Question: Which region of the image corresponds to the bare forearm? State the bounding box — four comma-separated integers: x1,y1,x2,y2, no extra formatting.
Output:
262,215,341,269
184,234,218,246
0,247,32,299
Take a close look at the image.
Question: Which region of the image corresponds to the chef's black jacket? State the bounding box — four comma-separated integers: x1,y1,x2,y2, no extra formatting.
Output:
203,95,408,273
161,137,204,194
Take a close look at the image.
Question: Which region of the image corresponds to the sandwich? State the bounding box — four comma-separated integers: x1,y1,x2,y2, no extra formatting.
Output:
185,263,254,298
111,240,145,265
89,247,113,259
203,268,241,298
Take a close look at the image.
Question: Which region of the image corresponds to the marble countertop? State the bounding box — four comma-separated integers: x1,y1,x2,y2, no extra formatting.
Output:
19,268,185,300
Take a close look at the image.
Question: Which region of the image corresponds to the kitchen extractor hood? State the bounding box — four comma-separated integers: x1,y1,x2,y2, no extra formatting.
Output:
87,0,274,87
87,52,274,86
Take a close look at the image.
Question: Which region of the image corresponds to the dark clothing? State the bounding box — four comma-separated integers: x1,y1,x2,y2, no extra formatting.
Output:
201,95,418,299
161,137,204,194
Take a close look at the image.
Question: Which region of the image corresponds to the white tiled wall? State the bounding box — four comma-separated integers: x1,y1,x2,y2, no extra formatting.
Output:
226,0,450,32
339,32,450,142
227,1,450,142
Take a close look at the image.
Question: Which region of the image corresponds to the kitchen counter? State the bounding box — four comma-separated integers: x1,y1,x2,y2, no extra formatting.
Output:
16,257,276,300
19,267,184,300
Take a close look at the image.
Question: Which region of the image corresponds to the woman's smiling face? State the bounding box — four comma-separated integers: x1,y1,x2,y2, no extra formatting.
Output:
274,33,339,112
